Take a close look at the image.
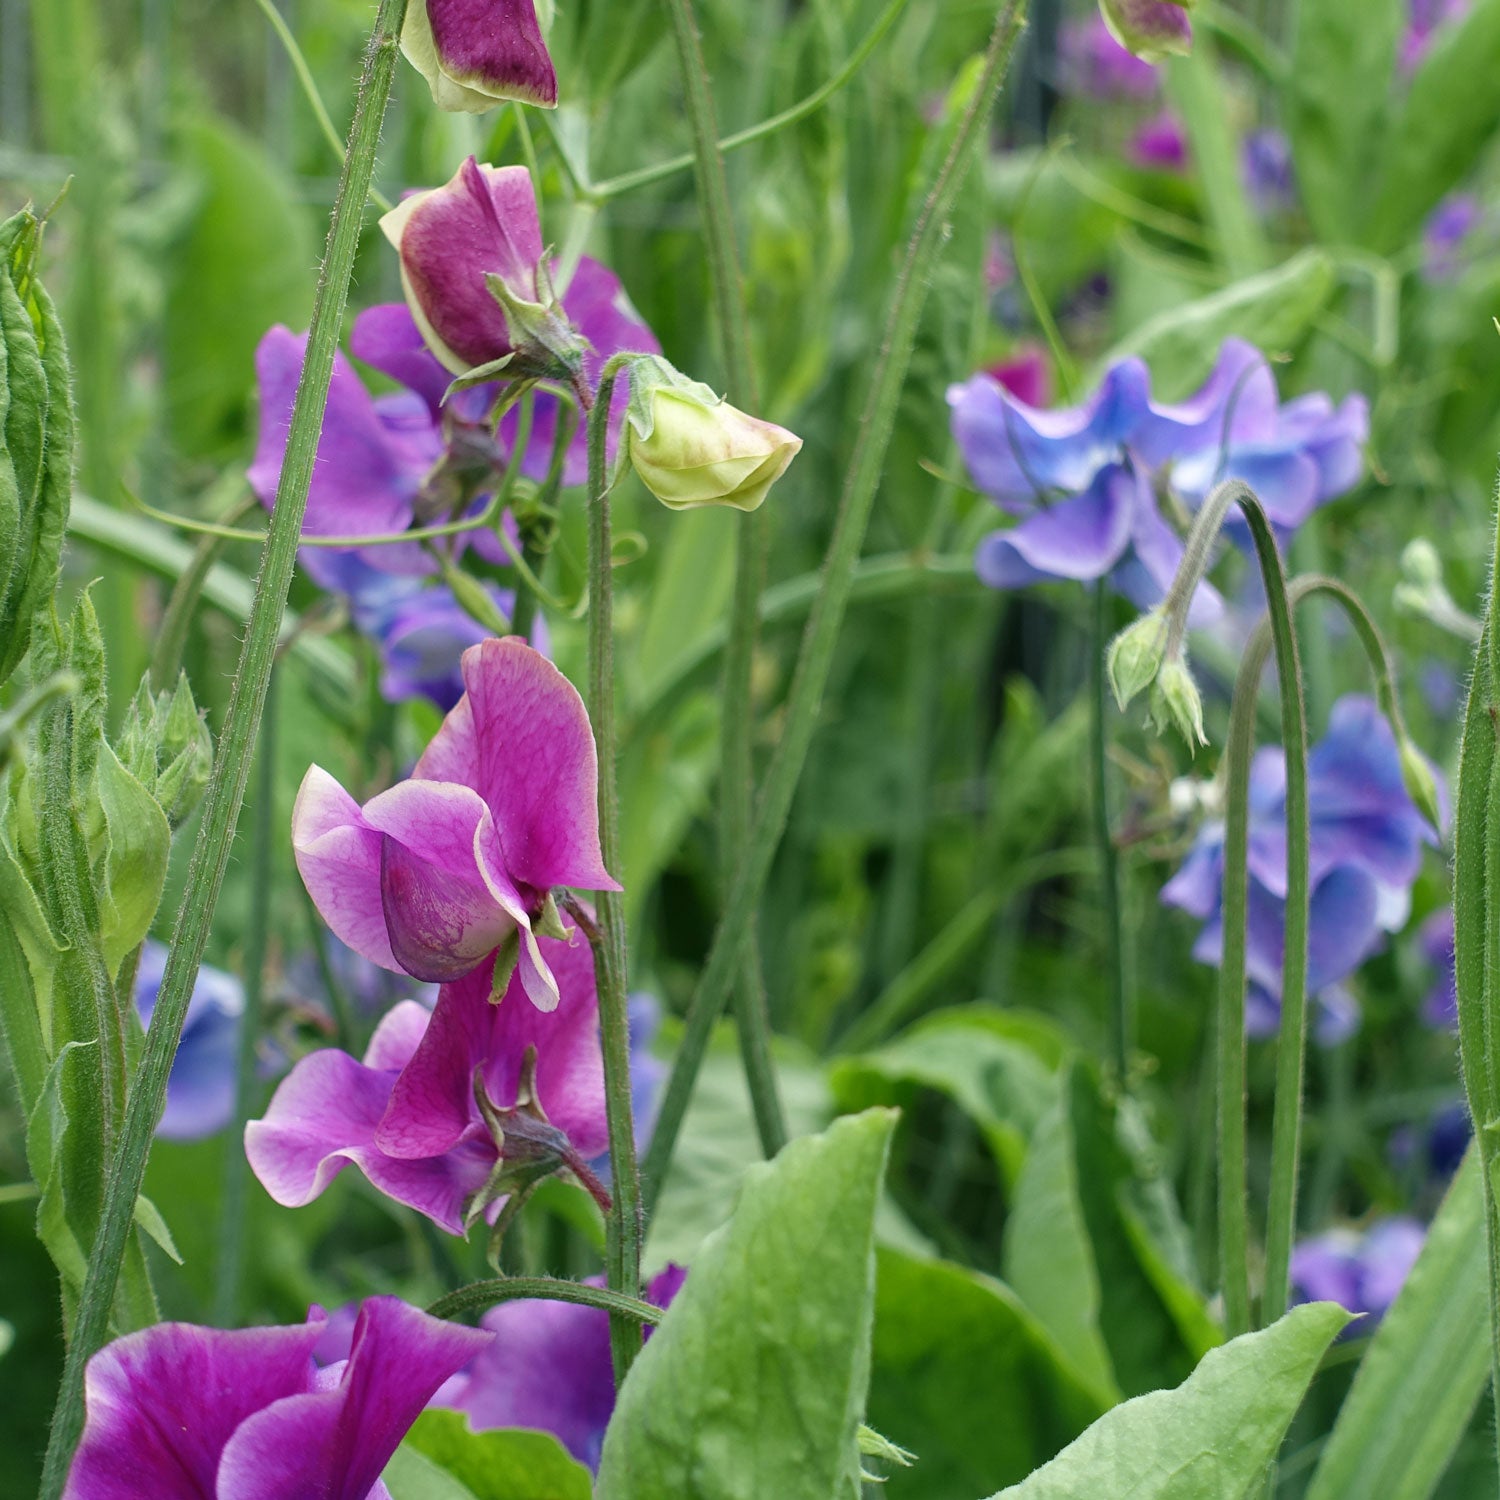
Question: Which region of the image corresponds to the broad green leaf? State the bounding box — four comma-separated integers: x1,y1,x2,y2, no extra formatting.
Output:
644,1023,833,1269
830,1009,1062,1189
0,836,60,1110
26,1041,104,1304
1366,0,1500,250
1101,250,1335,399
1285,0,1402,243
866,1250,1105,1498
93,741,170,977
1305,1147,1490,1500
384,1411,592,1500
1002,1091,1118,1405
598,1110,896,1500
983,1303,1351,1500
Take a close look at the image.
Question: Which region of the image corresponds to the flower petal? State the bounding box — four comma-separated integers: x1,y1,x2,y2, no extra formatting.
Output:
402,0,557,112
292,768,399,973
459,638,619,895
974,463,1139,588
62,1320,322,1499
214,1298,491,1500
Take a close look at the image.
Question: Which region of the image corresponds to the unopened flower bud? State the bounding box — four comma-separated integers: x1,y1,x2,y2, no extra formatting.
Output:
1098,0,1193,61
117,672,213,830
622,356,802,512
400,0,557,113
1149,658,1206,750
1106,609,1168,711
1399,735,1445,835
1400,538,1444,590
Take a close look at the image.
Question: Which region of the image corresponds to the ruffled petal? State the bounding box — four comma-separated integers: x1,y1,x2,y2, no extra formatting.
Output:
974,463,1139,588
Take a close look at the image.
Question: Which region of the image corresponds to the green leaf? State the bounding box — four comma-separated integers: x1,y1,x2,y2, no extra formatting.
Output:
1100,250,1336,399
1365,0,1500,250
1285,0,1402,242
383,1411,592,1500
0,833,61,1112
598,1110,896,1500
93,741,170,978
1002,1091,1118,1405
132,1194,182,1267
1304,1147,1490,1500
865,1249,1105,1498
983,1303,1351,1500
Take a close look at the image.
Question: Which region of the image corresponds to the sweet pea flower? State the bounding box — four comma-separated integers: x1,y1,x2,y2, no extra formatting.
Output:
623,358,802,512
1418,907,1457,1027
62,1297,490,1500
1059,14,1160,99
438,1265,687,1470
1098,0,1193,62
1421,193,1482,282
294,637,616,1001
986,346,1052,409
247,927,607,1234
1290,1218,1426,1322
134,940,243,1141
1163,696,1442,1041
401,0,557,113
1401,0,1469,72
1243,128,1296,217
1129,110,1188,172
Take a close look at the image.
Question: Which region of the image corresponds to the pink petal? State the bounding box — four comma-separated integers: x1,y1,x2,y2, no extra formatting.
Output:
62,1321,322,1499
362,1000,434,1072
459,638,619,895
426,0,557,108
412,690,481,790
363,780,519,982
215,1298,491,1500
245,1049,489,1234
292,768,398,972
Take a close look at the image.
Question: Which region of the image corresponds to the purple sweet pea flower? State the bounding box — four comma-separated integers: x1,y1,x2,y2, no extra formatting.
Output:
1128,110,1188,172
1290,1217,1425,1323
1059,15,1160,99
134,940,242,1141
246,928,607,1235
1163,696,1442,1040
1389,1099,1471,1181
292,637,618,1002
1401,0,1470,72
1243,128,1296,217
1419,907,1457,1027
438,1264,687,1471
400,0,557,113
1098,0,1193,62
985,346,1052,409
1422,193,1482,282
62,1297,490,1500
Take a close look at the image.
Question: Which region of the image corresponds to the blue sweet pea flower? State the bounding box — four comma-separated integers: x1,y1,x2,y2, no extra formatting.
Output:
1162,696,1442,1041
1290,1217,1425,1323
134,940,243,1141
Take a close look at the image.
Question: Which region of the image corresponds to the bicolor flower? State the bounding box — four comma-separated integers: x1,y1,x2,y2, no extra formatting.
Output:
293,637,617,1002
134,940,243,1141
62,1297,490,1499
1098,0,1193,62
1162,696,1442,1040
1290,1218,1426,1323
247,928,607,1235
439,1264,687,1471
401,0,557,113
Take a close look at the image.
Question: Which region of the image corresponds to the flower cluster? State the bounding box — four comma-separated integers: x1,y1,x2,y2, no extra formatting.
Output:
949,337,1368,618
63,1298,489,1499
1162,696,1443,1040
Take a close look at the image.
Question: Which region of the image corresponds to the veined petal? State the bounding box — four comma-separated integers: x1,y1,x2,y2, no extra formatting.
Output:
401,0,557,113
62,1321,322,1500
292,768,398,972
215,1298,491,1500
974,463,1139,588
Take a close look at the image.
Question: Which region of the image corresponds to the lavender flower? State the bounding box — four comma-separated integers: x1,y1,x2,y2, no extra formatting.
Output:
134,940,243,1141
1242,128,1296,217
1162,696,1442,1040
247,930,607,1235
63,1298,489,1499
1059,14,1161,99
1421,193,1482,282
1290,1218,1426,1322
292,638,617,1001
438,1265,687,1471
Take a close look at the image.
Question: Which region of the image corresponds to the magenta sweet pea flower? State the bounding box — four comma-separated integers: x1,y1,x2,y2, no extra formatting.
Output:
401,0,557,112
62,1297,489,1500
1098,0,1193,62
1128,110,1188,172
292,637,618,1002
1059,14,1160,99
439,1265,687,1470
246,928,607,1234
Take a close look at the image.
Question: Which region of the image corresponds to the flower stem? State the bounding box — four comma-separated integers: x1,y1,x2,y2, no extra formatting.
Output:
661,0,787,1157
1090,581,1129,1080
427,1275,663,1326
37,3,410,1490
639,0,1028,1215
586,359,644,1382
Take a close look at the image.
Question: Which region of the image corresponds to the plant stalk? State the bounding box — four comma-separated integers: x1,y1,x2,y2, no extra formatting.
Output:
38,3,409,1489
1090,581,1129,1080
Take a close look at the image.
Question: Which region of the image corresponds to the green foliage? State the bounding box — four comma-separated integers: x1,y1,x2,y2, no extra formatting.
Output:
385,1411,593,1500
983,1304,1351,1500
597,1110,895,1499
1305,1149,1491,1500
